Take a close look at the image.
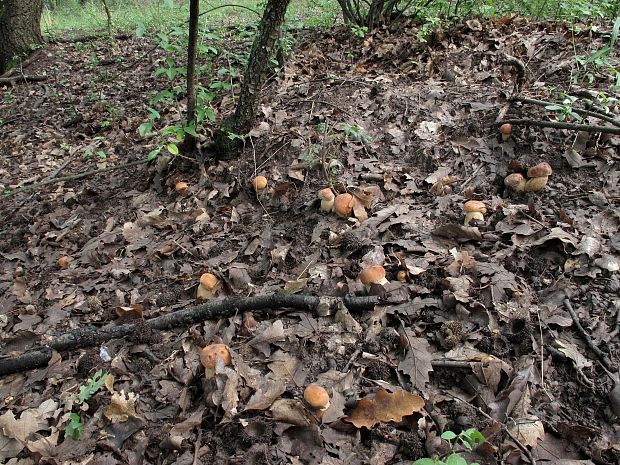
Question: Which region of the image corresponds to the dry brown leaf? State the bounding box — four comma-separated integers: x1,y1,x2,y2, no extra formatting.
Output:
346,389,424,428
104,390,139,422
508,415,545,447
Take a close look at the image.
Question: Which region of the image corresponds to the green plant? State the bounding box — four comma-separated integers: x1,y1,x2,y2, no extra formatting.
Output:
335,122,372,144
350,24,368,38
545,94,583,121
64,370,108,440
64,412,84,440
78,369,108,403
413,428,485,465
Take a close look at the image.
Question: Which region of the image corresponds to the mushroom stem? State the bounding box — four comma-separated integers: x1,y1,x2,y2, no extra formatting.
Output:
464,211,484,226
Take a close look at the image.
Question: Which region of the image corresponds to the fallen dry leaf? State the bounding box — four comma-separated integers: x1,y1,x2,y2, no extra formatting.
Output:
346,389,424,428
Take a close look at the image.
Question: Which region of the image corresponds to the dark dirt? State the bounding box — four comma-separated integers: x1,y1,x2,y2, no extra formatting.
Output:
1,14,619,465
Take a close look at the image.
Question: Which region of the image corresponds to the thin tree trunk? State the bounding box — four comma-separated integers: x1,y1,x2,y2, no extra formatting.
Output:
182,0,200,154
213,0,291,159
101,0,113,39
0,0,45,74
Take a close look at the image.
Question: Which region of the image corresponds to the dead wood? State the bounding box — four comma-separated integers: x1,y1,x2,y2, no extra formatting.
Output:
4,159,149,197
0,294,379,377
0,75,47,85
50,32,132,44
512,96,620,127
501,118,620,135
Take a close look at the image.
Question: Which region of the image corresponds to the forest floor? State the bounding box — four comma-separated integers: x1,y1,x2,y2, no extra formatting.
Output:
0,15,619,465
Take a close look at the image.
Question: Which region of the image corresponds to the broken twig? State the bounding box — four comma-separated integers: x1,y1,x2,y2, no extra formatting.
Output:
0,294,378,376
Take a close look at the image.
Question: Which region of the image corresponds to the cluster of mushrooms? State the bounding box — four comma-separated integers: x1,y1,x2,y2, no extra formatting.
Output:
504,162,553,193
200,343,330,411
317,188,355,218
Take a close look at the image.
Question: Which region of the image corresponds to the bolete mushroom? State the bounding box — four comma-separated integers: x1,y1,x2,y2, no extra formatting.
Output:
252,176,268,192
197,272,220,300
500,123,512,142
359,265,389,288
200,343,232,379
303,384,330,411
504,173,526,192
463,200,487,226
200,343,232,369
334,193,354,218
524,162,552,192
318,188,335,213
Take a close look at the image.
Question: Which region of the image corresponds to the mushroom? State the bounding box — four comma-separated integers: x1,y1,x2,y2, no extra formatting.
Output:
197,272,220,300
463,200,487,226
500,123,512,142
359,265,389,288
504,173,526,192
200,343,232,379
524,162,552,192
396,270,408,282
175,181,188,192
334,193,354,218
318,188,335,213
252,176,268,192
200,343,232,369
303,384,330,411
57,256,70,268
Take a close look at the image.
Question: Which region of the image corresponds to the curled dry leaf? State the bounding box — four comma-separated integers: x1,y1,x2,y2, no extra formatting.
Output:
346,389,424,429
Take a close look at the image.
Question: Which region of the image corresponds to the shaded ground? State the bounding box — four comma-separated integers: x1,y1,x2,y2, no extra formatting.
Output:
1,16,619,465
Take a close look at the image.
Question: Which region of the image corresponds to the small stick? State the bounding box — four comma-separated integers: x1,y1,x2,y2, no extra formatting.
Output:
563,297,613,372
511,96,620,128
499,119,620,135
4,159,149,197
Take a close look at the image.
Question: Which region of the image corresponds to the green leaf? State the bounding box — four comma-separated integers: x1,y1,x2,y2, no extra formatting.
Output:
78,370,108,404
441,431,457,440
184,124,198,137
138,122,154,137
413,459,442,465
147,148,161,161
135,22,146,38
445,453,467,465
167,143,179,155
65,413,83,440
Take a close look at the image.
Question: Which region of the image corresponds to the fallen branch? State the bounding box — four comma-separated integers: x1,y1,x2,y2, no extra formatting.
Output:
0,294,379,376
563,297,614,372
500,119,620,135
511,96,620,128
0,50,44,78
4,159,149,197
0,75,47,85
50,32,132,44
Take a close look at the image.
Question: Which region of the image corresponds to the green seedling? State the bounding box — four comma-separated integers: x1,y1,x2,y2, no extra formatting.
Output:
414,428,486,465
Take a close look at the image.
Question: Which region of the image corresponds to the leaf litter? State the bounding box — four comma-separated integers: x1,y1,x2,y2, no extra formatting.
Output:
1,15,620,465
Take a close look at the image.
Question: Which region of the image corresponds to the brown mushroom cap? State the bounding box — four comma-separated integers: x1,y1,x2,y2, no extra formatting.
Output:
200,343,232,369
500,123,512,135
504,173,526,191
57,256,70,267
318,188,335,201
334,193,354,218
359,265,387,286
252,176,268,191
463,200,487,214
303,384,330,410
175,181,188,192
527,162,552,178
200,273,219,290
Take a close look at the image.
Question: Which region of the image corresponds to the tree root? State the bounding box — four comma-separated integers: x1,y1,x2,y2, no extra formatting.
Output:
0,294,378,376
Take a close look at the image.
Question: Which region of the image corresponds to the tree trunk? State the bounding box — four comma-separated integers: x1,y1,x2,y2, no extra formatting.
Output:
213,0,291,159
182,0,199,154
0,0,44,74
